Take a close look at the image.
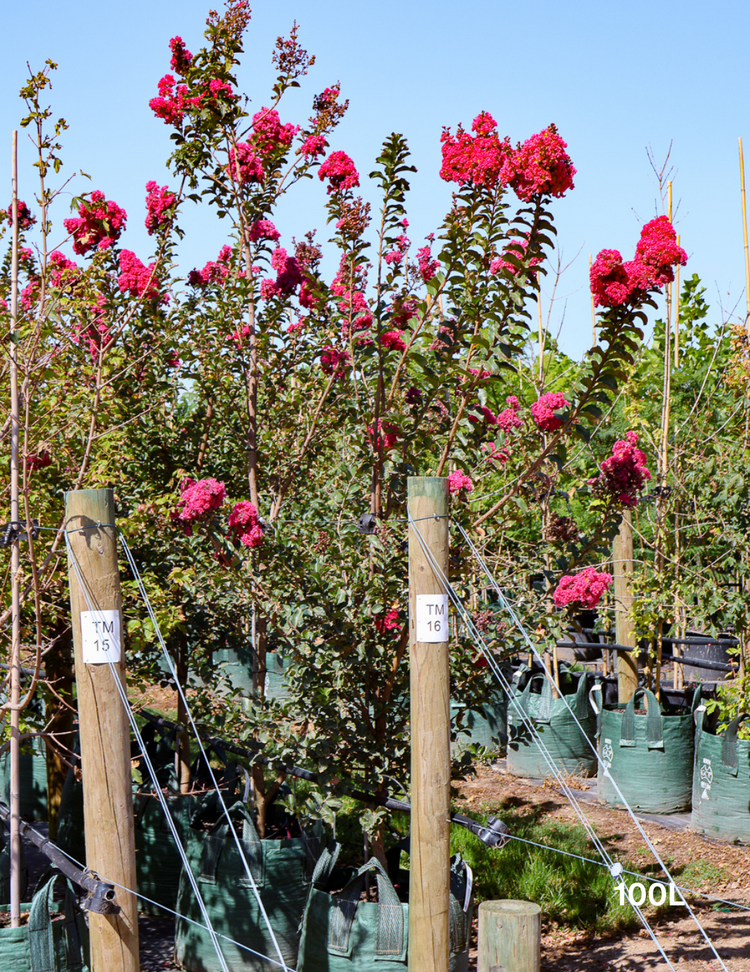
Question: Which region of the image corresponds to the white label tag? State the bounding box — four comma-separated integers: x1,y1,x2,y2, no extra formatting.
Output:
415,594,449,642
81,610,122,664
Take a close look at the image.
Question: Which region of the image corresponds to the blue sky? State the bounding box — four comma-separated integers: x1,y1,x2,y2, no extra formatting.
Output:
1,0,747,359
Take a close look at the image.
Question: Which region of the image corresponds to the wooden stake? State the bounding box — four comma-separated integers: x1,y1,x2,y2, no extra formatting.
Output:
478,900,541,972
8,130,22,927
740,138,750,332
408,477,450,972
65,489,139,972
589,254,597,347
674,234,681,369
613,511,638,703
537,296,544,381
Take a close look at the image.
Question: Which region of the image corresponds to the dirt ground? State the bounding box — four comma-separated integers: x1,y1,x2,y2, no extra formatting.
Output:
458,764,750,971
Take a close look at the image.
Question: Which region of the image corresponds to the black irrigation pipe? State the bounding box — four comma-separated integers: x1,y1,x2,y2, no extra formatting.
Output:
556,642,735,674
0,802,119,914
139,710,510,848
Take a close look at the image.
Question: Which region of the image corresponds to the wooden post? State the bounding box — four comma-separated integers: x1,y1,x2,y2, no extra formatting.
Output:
478,900,541,972
408,477,450,972
65,489,139,972
613,511,638,703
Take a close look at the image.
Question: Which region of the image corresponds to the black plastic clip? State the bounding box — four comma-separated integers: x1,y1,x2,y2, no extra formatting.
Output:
0,520,40,547
81,881,120,915
357,513,378,535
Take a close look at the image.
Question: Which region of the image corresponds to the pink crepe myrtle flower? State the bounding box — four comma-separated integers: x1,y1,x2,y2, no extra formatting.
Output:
228,500,264,548
26,449,52,471
531,392,569,433
374,608,401,638
175,477,226,524
416,244,439,282
2,200,36,230
260,247,303,299
491,236,542,278
118,250,166,302
553,568,612,610
482,442,511,464
251,108,299,156
48,251,79,288
368,419,400,452
380,330,406,352
591,431,651,507
448,470,474,494
226,143,265,186
320,345,350,376
248,219,280,242
497,396,524,431
145,182,177,234
300,134,327,157
64,191,127,255
319,151,360,194
150,74,190,127
469,404,498,426
591,219,687,308
505,124,576,202
188,246,232,288
169,36,192,75
634,216,688,288
440,111,511,187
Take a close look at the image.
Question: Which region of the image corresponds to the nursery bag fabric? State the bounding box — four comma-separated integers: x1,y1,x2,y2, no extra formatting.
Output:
451,684,508,754
506,666,596,778
0,872,91,972
297,851,474,972
0,736,48,821
691,710,750,843
174,798,314,972
595,686,699,814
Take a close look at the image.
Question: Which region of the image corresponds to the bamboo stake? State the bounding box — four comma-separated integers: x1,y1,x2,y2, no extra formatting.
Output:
673,235,681,369
9,131,22,927
740,138,750,332
589,254,597,346
408,477,450,972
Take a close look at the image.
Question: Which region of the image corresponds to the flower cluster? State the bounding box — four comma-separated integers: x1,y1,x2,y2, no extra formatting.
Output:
144,182,177,235
260,247,303,300
507,125,576,201
48,251,79,290
251,107,299,157
188,246,232,288
169,36,192,75
531,392,569,432
319,151,359,194
497,396,524,431
440,112,510,187
228,500,264,548
374,608,401,638
64,191,127,255
590,217,687,308
490,236,542,278
380,330,406,352
416,242,439,282
118,250,165,302
320,345,350,377
150,65,236,128
481,443,511,463
2,200,36,230
331,255,372,335
553,568,612,609
300,134,326,158
448,470,474,494
248,219,280,242
591,431,651,507
368,419,400,452
226,142,265,185
174,478,226,524
545,512,579,545
26,449,52,471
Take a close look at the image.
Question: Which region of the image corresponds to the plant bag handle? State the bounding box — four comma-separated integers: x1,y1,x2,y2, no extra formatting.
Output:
198,798,263,887
28,872,85,972
310,841,341,889
621,687,663,750
327,856,404,960
519,674,551,724
721,713,750,776
573,668,590,718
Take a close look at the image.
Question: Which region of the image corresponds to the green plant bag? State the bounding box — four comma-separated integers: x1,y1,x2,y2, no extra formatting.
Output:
297,851,473,972
265,652,292,702
691,710,750,843
0,737,48,821
506,666,596,778
594,686,699,814
175,798,314,971
0,872,90,972
451,686,507,754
